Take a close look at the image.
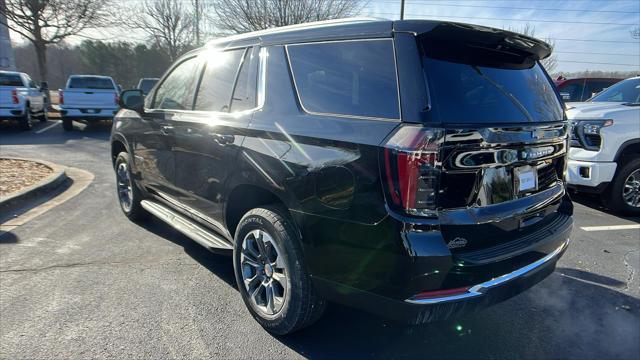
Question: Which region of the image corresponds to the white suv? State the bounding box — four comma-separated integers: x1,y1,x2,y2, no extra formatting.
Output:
566,76,640,213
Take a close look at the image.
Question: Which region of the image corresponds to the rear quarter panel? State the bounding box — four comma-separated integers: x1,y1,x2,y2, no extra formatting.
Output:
230,45,403,291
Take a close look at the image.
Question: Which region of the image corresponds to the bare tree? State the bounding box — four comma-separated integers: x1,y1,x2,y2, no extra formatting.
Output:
0,0,110,81
509,23,557,73
124,0,195,62
211,0,366,34
631,26,640,40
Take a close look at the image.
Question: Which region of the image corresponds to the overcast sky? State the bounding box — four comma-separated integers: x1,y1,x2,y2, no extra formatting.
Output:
8,0,640,73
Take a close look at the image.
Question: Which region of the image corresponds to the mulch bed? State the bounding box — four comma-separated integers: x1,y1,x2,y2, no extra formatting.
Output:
0,159,53,197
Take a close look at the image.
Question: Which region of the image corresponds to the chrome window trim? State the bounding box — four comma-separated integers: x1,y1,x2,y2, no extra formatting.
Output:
405,239,569,305
146,46,266,116
284,38,402,123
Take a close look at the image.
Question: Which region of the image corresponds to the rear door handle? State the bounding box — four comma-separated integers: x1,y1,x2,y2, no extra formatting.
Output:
160,125,174,135
211,133,235,145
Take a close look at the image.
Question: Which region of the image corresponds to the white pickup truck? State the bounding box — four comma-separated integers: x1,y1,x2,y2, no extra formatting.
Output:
0,70,48,130
59,75,120,131
566,76,640,214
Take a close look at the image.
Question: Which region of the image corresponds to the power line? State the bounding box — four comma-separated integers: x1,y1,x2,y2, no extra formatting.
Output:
366,11,640,26
558,60,640,66
382,1,640,15
551,38,639,44
555,50,640,57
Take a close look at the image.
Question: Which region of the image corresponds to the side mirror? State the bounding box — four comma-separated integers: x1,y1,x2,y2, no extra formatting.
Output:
120,89,145,113
40,81,49,90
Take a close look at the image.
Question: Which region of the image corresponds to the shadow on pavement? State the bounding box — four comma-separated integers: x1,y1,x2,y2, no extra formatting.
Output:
276,272,640,359
0,231,19,244
570,192,640,223
0,120,111,145
133,217,640,359
138,217,237,288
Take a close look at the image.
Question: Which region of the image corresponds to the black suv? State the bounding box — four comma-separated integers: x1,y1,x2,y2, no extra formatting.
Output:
111,19,573,334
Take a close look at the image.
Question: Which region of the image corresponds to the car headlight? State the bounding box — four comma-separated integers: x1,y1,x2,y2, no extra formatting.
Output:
582,119,614,135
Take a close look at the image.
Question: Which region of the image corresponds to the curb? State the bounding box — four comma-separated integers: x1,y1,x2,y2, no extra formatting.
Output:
0,158,69,215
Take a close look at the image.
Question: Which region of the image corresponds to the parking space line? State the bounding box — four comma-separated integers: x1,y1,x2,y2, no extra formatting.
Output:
35,121,61,134
580,224,640,231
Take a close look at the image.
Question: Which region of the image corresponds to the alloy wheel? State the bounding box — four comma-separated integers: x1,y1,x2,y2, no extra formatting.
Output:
116,162,133,212
240,229,287,316
622,169,640,208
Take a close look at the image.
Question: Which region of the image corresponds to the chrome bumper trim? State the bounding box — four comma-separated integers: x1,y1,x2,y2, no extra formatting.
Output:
405,240,569,305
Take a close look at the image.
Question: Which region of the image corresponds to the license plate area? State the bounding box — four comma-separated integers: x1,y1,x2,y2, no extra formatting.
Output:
514,165,538,194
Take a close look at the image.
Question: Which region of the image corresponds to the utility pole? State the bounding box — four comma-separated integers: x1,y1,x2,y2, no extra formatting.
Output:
0,0,16,70
400,0,405,20
195,0,200,45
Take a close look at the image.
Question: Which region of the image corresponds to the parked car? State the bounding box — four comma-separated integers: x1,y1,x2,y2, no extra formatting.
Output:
555,77,621,102
136,78,159,95
59,75,120,131
566,76,640,213
0,70,48,130
111,19,573,334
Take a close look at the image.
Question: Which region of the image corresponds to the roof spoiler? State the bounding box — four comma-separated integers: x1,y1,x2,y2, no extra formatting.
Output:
395,21,552,69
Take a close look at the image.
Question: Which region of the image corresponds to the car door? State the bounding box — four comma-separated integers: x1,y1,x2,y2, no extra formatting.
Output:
133,55,202,200
173,47,259,233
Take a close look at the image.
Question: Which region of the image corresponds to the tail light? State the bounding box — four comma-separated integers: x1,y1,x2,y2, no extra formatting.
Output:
382,125,444,216
114,92,120,105
11,89,19,104
59,90,64,105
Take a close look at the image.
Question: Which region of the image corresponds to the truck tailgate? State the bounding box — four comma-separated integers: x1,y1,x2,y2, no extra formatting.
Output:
62,89,117,108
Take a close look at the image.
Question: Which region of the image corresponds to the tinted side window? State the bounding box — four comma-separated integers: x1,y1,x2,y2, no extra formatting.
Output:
559,83,584,102
154,57,200,110
195,49,245,112
230,49,258,112
287,39,400,120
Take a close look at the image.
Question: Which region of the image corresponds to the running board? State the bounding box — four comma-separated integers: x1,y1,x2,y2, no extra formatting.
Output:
141,200,233,250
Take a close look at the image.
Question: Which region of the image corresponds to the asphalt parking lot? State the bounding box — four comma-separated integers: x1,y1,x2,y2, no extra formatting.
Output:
1,120,639,360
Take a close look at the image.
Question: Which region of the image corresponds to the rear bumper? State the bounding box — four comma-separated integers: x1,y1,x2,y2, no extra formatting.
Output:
305,193,573,324
60,107,118,120
0,107,25,119
315,239,569,324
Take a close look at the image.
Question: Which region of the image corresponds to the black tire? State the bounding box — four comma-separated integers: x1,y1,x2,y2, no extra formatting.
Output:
38,109,48,122
604,158,640,214
233,206,326,335
115,152,148,221
19,107,32,131
62,118,73,131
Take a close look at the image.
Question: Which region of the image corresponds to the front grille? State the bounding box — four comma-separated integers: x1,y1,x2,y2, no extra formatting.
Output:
538,163,558,190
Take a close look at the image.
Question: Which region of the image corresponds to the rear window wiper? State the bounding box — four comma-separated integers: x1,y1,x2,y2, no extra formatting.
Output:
472,65,534,122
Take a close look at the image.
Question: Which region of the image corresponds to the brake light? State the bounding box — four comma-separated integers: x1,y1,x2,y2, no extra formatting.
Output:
382,125,444,216
114,92,120,105
11,89,19,104
59,90,64,105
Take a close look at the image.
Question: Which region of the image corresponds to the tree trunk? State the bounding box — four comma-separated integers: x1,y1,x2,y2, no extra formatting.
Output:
34,41,48,82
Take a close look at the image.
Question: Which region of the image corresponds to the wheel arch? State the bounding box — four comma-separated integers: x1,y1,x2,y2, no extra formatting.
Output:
614,139,640,165
110,134,130,167
225,183,298,240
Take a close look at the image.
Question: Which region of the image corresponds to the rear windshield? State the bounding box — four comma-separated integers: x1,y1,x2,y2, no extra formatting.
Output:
0,74,23,87
68,77,115,90
590,78,640,104
422,54,563,124
138,79,158,94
